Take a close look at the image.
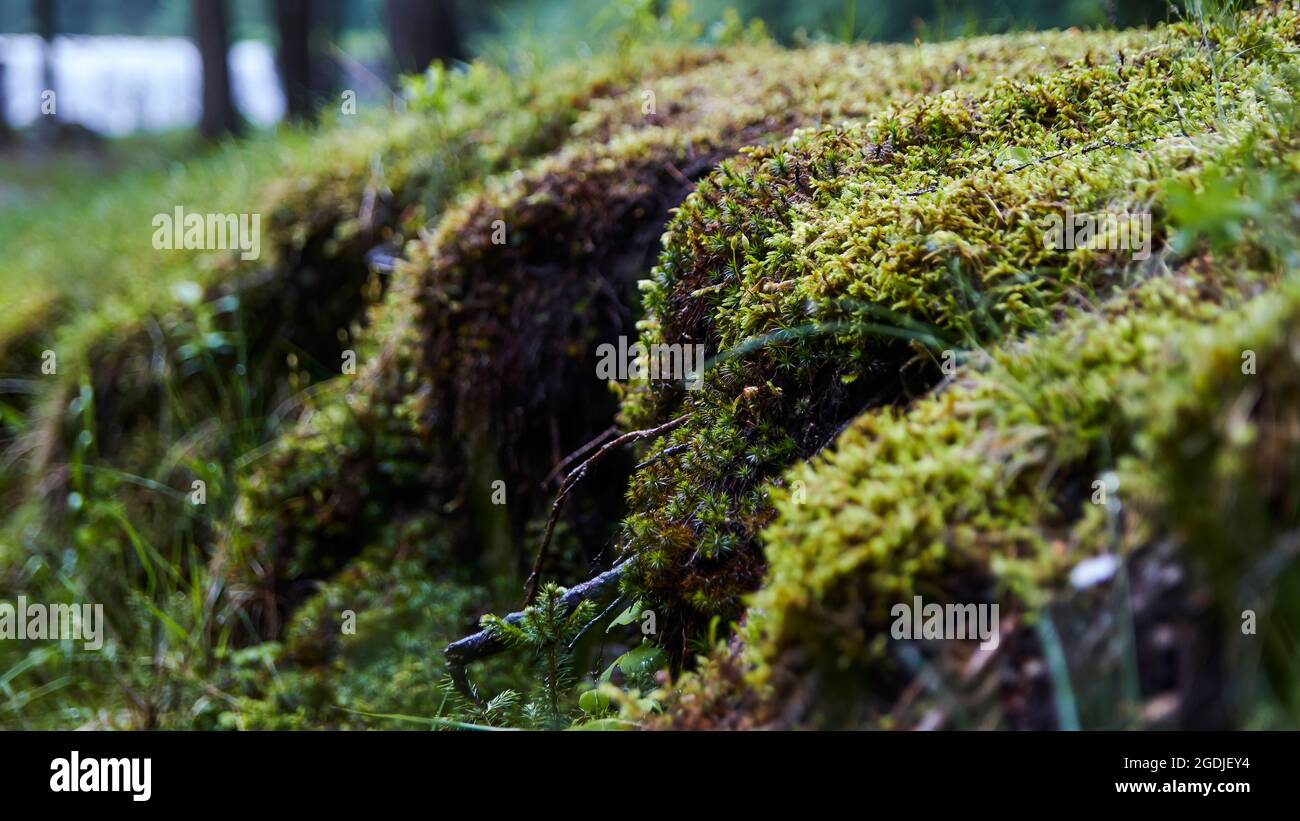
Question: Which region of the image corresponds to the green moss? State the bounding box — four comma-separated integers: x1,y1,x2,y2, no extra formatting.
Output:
0,37,739,727
733,268,1300,724
8,5,1300,730
223,7,1300,726
617,7,1300,664
234,23,1162,626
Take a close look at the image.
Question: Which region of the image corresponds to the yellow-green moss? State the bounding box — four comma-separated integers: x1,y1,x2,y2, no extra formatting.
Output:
616,9,1300,664
9,4,1300,730
228,28,1141,623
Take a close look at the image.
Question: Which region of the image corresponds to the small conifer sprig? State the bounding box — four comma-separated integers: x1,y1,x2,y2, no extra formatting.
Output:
481,582,597,729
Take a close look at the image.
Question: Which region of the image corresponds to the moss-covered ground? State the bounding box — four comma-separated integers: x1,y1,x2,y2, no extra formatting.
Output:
3,3,1299,730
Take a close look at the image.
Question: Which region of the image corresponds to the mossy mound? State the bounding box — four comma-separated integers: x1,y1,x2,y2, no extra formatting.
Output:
212,22,1167,724
618,7,1298,662
645,8,1300,727
6,5,1300,730
228,24,1148,635
742,268,1283,724
0,37,732,725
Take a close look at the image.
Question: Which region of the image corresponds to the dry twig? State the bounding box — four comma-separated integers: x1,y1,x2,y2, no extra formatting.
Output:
522,414,689,606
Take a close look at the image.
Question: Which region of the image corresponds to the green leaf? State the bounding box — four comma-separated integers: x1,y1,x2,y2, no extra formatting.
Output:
995,146,1035,168
605,599,643,633
617,642,666,679
578,688,612,715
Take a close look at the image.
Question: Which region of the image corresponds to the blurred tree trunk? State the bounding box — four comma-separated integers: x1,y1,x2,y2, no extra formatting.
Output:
312,0,343,108
34,0,57,136
34,0,55,92
193,0,239,138
385,0,464,76
272,0,342,122
274,0,311,119
0,62,11,144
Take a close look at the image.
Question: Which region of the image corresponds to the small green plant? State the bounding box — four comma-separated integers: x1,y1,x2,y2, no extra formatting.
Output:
481,583,596,729
1166,163,1300,266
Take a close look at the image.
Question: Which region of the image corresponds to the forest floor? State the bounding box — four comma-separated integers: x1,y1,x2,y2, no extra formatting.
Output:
3,2,1300,730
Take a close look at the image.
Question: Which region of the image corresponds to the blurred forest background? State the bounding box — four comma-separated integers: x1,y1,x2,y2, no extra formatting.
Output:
0,1,1171,143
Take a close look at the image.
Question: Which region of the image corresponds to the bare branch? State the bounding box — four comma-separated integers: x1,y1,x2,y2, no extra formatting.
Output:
541,425,619,488
521,414,689,606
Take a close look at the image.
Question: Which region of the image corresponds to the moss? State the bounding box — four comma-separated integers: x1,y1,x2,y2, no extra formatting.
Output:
229,24,1159,635
227,548,489,729
654,7,1300,723
3,40,723,627
729,269,1300,726
8,5,1300,730
615,11,1300,665
224,7,1300,725
1117,277,1300,720
0,38,744,725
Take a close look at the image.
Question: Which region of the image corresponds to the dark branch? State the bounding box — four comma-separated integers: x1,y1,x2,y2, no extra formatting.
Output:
444,560,629,704
521,414,689,606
